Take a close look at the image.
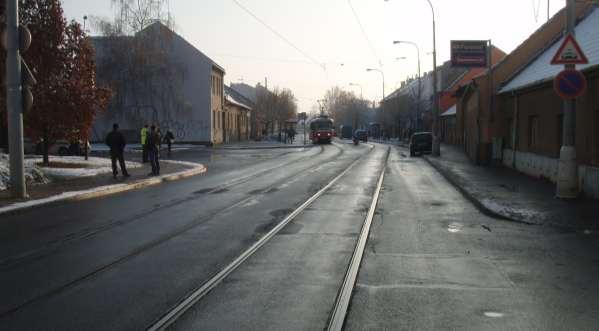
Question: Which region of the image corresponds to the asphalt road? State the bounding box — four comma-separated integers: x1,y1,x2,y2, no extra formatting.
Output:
344,146,599,331
1,142,598,330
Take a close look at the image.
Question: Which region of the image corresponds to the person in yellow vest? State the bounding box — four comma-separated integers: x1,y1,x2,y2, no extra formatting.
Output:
140,124,149,163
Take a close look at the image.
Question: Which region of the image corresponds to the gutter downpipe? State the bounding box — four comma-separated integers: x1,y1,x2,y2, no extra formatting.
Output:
476,84,482,166
460,83,473,155
511,91,519,169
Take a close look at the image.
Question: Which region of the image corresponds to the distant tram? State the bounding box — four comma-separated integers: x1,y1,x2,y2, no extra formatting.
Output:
309,115,334,144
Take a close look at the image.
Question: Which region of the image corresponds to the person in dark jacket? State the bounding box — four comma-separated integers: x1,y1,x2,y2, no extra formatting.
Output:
141,124,149,163
147,125,161,176
164,130,175,156
105,123,130,179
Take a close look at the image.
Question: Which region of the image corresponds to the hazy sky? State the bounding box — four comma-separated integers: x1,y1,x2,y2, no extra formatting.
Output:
62,0,565,112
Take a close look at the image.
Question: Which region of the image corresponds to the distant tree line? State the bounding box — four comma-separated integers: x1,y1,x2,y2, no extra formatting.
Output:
254,87,297,139
323,87,371,131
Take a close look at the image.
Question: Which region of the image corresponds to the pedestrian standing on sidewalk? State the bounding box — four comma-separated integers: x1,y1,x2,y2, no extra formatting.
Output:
147,125,161,176
289,127,296,144
141,124,149,163
164,129,175,156
156,127,163,155
105,123,130,179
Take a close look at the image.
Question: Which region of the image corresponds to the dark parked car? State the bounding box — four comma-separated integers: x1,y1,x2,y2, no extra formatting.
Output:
354,130,368,142
409,132,432,156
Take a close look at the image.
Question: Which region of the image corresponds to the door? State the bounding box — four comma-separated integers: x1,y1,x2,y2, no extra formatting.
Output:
222,112,226,143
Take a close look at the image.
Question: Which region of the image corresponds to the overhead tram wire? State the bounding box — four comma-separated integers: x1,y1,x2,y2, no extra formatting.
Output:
231,0,326,71
347,0,383,68
214,53,316,65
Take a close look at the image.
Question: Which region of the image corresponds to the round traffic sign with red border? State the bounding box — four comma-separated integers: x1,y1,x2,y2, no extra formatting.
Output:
554,69,587,100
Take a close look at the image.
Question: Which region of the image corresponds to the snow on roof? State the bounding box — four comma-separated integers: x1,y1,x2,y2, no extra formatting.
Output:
441,104,456,117
225,93,252,110
500,7,599,94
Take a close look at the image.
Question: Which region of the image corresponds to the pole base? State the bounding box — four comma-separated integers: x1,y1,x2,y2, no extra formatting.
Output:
432,136,441,157
556,146,578,199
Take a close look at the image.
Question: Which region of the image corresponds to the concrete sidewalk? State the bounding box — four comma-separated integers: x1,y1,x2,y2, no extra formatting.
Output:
0,160,206,215
422,144,598,231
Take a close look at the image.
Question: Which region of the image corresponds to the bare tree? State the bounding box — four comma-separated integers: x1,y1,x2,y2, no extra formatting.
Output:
323,87,369,130
254,87,297,139
99,0,174,35
90,0,190,140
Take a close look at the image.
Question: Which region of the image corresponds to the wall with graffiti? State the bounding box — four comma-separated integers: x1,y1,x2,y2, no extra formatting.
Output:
91,23,217,144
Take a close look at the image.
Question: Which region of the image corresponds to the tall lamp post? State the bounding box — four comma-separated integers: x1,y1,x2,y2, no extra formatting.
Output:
348,83,363,130
366,68,385,102
386,0,439,155
394,40,422,133
393,41,421,84
349,82,363,99
366,68,385,140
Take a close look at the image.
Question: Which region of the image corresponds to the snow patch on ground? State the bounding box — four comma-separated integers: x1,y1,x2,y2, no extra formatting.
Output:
480,198,547,224
0,160,206,215
30,156,142,180
1,154,143,191
0,154,49,191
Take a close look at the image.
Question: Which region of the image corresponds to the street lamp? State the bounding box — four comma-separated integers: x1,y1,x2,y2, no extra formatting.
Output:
394,40,422,133
366,68,385,102
349,82,363,99
367,68,386,141
386,0,439,156
393,41,421,80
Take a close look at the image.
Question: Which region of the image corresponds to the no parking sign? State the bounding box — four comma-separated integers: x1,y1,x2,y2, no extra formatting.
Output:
553,69,587,100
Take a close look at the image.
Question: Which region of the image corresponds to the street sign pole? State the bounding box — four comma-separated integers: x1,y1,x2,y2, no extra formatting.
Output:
6,0,27,198
556,0,578,199
303,114,306,146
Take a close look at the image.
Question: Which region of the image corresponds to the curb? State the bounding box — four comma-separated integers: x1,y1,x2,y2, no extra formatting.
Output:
0,160,207,216
420,154,536,226
218,144,317,150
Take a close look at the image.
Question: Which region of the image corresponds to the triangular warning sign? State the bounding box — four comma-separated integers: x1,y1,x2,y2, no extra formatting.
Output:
551,34,589,65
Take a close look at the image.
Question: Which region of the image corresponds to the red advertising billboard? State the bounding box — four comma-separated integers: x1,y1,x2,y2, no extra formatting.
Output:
451,40,488,68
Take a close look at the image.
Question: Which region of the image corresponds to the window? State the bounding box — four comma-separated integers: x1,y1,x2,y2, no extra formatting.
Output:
528,115,539,149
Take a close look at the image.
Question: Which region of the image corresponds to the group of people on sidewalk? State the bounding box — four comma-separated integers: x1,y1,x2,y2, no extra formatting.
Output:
105,123,175,179
284,127,296,144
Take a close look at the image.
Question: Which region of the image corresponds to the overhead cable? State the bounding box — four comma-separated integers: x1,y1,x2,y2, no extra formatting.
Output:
231,0,326,71
347,0,383,68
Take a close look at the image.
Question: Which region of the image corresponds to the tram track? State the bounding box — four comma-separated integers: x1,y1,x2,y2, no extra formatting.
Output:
0,142,367,318
326,146,389,331
147,144,387,331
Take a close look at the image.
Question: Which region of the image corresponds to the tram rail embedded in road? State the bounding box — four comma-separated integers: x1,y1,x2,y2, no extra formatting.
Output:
147,144,382,331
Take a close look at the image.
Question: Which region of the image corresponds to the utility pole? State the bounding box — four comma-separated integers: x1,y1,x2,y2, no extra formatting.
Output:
6,0,27,198
430,0,440,157
556,0,578,198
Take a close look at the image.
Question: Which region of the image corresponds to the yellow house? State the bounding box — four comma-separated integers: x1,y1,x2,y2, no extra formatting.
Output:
224,85,252,143
211,66,225,144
